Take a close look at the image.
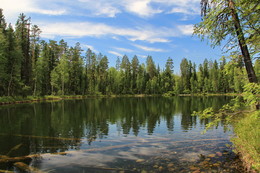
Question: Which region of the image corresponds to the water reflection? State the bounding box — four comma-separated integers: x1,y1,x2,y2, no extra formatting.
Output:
0,96,239,172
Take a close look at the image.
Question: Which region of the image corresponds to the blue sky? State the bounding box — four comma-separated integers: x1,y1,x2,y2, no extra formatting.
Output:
2,0,225,73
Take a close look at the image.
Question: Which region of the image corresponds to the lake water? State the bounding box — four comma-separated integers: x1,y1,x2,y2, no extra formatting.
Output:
0,96,243,172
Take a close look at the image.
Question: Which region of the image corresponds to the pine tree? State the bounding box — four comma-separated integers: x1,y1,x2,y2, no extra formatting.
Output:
131,55,139,93
15,13,31,88
6,24,23,96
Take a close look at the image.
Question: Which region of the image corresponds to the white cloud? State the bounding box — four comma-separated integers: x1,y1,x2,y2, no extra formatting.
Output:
40,21,185,43
114,47,134,53
134,44,165,52
1,0,201,22
1,0,66,22
108,51,123,57
154,0,200,15
177,24,194,35
122,0,162,17
121,0,200,17
78,0,121,17
81,44,97,53
137,55,148,59
2,0,196,44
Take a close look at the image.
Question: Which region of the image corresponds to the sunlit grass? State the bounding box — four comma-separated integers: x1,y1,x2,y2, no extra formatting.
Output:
232,110,260,172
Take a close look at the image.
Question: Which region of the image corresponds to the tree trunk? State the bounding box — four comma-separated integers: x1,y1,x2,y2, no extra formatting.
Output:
228,0,258,84
228,0,259,109
7,66,14,96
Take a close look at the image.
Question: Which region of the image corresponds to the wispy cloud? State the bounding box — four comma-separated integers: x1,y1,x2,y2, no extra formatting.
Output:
2,0,200,20
77,0,200,18
177,24,194,35
81,44,98,53
114,47,134,53
154,0,200,15
1,0,67,21
133,44,166,52
122,0,162,18
137,54,148,59
108,51,123,57
40,21,188,43
78,0,121,17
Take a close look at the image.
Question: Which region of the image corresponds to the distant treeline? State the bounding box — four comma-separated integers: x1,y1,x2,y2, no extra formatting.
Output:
0,9,259,97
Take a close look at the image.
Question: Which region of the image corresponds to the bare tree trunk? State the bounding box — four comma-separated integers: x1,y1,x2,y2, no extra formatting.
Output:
228,0,258,84
228,0,259,109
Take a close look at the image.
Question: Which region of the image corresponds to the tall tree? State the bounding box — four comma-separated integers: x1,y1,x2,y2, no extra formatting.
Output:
51,54,69,95
162,57,174,92
86,49,97,94
0,9,7,95
194,0,258,83
121,55,131,93
36,41,51,95
6,24,22,96
68,43,83,94
180,58,192,92
15,13,31,87
131,55,139,92
0,9,6,30
30,25,41,96
146,56,156,79
98,55,109,94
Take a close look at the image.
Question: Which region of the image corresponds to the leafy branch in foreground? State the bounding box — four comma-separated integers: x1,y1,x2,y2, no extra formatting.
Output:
192,97,244,133
193,83,260,133
193,83,260,171
243,83,260,109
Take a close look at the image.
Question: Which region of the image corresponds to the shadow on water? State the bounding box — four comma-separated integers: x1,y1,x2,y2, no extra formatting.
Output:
0,96,244,172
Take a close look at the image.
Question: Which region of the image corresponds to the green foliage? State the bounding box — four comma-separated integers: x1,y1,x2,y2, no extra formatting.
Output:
195,0,258,84
21,85,31,97
231,111,260,172
162,91,175,97
192,83,259,170
192,96,247,133
243,83,260,108
192,106,224,133
0,9,257,98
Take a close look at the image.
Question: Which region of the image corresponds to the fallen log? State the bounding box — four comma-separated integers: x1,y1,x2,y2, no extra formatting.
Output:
14,162,46,173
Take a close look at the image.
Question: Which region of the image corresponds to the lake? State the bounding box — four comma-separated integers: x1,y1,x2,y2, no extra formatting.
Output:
0,96,243,172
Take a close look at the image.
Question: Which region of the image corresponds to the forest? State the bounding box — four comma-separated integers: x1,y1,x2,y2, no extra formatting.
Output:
0,1,260,171
0,9,259,97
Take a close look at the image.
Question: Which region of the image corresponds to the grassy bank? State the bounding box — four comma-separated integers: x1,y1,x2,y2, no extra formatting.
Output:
0,95,87,105
0,93,243,105
0,94,158,105
231,110,260,172
162,91,244,97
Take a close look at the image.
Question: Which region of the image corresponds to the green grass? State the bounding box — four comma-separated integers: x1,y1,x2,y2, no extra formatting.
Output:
0,95,77,104
231,110,260,172
0,94,145,105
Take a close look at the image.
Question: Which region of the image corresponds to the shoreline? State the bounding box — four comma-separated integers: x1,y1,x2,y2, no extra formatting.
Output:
0,93,243,106
0,94,158,106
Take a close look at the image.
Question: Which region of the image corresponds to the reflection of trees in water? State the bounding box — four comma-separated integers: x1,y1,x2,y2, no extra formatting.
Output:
0,96,231,157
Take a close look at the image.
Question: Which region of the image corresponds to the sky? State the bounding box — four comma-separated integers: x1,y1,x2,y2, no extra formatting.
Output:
1,0,225,73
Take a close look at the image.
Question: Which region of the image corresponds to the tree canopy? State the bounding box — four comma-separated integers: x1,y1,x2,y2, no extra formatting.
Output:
194,0,259,83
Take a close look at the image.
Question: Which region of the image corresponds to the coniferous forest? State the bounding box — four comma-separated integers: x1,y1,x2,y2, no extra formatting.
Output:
0,9,259,97
0,3,260,172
